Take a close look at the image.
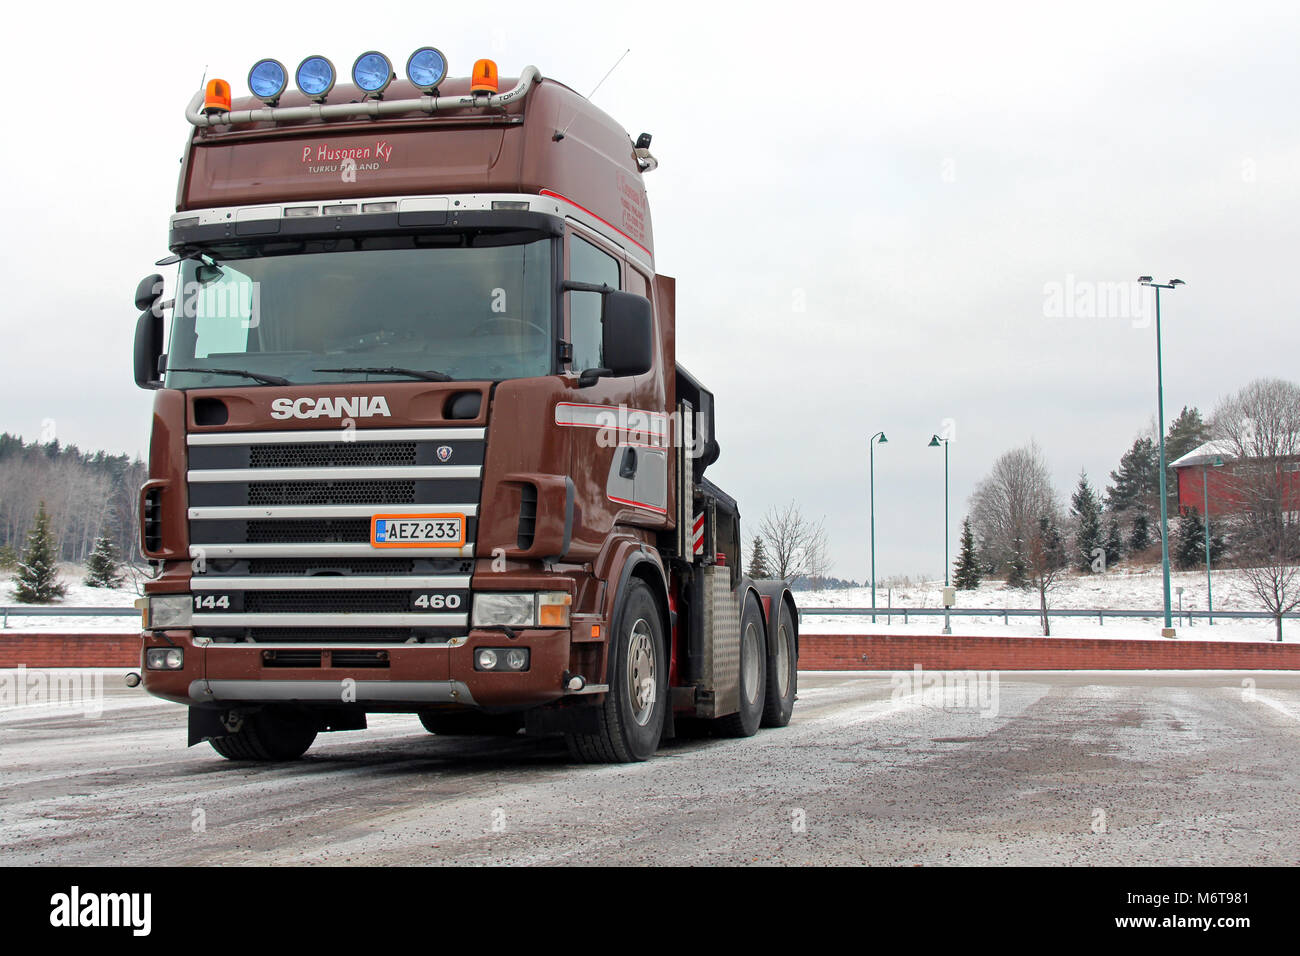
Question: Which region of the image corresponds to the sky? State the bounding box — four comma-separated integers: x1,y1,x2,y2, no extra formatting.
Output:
2,0,1298,581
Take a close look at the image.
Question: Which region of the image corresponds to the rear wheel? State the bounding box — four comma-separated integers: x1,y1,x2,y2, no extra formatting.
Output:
716,593,767,737
208,709,318,761
566,578,667,763
761,600,797,727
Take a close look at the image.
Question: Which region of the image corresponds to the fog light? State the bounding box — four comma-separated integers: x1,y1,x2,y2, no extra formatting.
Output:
505,648,529,671
476,648,499,671
145,647,184,670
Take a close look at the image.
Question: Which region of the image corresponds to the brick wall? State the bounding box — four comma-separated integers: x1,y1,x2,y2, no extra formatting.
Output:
0,634,139,668
4,632,1298,672
799,633,1300,671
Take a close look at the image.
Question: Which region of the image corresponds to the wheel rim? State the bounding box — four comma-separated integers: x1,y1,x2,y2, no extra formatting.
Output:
742,621,761,704
626,618,657,726
776,622,791,698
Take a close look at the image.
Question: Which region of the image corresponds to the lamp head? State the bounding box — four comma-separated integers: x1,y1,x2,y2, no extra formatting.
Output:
928,435,942,447
1138,275,1153,284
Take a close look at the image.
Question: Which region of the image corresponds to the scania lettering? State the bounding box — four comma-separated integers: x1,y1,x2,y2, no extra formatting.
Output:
131,50,798,762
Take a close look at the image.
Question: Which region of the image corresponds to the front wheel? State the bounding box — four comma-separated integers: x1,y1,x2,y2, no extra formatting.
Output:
208,709,318,761
566,578,667,763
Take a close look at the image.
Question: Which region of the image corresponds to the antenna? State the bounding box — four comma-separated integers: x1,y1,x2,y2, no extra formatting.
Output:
555,48,631,141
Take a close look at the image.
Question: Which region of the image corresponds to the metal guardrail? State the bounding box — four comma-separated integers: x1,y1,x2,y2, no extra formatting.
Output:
1,604,1293,630
799,606,1298,626
1,607,139,628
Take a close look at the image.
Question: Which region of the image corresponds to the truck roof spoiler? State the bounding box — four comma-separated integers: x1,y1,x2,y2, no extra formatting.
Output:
185,65,542,128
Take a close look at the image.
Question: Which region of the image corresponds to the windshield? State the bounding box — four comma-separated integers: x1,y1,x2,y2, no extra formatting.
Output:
164,235,553,388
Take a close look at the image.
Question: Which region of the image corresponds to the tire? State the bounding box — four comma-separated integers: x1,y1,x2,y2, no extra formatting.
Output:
716,593,767,738
418,710,523,736
208,709,318,761
761,600,797,728
566,578,667,763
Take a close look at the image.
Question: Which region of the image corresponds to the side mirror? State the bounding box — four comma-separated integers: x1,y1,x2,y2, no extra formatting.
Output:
135,273,164,313
600,291,653,377
134,310,163,390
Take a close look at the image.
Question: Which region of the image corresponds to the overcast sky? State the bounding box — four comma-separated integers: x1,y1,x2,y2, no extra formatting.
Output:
3,0,1298,581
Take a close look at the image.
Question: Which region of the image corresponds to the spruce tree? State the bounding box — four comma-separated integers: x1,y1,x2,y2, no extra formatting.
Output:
1174,508,1204,570
1106,437,1158,515
1070,471,1103,573
1103,514,1124,570
953,517,982,590
1129,512,1151,553
1006,535,1029,589
746,535,770,579
85,533,124,588
13,502,67,604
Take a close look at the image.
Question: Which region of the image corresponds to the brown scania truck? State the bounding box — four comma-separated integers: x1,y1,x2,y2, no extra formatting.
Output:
132,51,798,762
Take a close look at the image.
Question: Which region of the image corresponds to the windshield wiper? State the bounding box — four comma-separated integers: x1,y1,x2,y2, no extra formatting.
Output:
169,367,292,386
313,366,453,382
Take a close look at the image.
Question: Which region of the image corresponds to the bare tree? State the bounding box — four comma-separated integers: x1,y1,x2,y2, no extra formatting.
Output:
1025,512,1068,635
1213,379,1300,640
758,501,830,584
968,441,1058,579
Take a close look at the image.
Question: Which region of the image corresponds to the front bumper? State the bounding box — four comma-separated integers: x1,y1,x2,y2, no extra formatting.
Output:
141,626,579,710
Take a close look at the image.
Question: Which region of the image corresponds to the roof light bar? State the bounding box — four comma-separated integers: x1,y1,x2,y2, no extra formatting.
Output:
352,51,393,97
248,59,288,105
406,47,448,93
295,55,336,102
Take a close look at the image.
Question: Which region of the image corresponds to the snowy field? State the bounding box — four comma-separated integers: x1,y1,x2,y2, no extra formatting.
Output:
0,562,1295,643
0,565,142,631
797,565,1297,643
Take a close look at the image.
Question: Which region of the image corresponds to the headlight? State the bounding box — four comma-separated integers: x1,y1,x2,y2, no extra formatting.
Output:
471,592,571,628
145,647,185,670
475,647,530,672
146,596,192,630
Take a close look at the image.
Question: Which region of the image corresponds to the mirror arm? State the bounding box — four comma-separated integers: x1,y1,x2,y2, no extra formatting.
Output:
559,280,616,295
577,367,613,388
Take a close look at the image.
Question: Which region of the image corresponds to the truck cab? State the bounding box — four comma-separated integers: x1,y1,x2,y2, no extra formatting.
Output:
133,52,797,762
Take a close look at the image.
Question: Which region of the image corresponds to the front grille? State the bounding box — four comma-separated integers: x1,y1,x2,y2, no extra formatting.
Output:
246,518,370,543
188,426,482,644
330,650,391,668
245,590,414,613
246,557,418,575
248,479,417,506
212,627,451,643
250,441,417,469
262,650,322,668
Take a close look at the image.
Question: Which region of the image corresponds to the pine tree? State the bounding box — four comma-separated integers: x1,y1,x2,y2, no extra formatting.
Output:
1174,507,1228,570
1006,535,1028,589
13,502,67,604
1129,512,1151,553
85,533,124,588
1103,514,1124,570
1107,436,1158,514
746,535,770,579
953,517,982,590
1070,471,1103,573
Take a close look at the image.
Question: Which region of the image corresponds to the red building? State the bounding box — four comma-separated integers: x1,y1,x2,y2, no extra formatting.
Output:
1172,441,1300,516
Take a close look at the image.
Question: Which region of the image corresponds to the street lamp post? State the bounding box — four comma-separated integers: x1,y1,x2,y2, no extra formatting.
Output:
1138,276,1185,638
869,431,888,624
929,433,951,635
1202,456,1224,624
